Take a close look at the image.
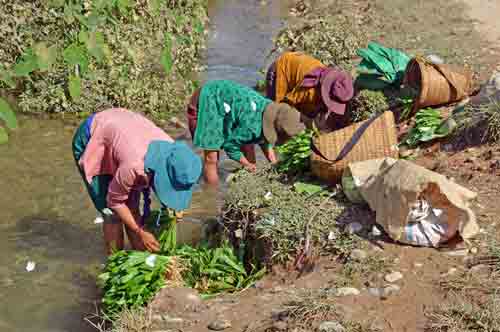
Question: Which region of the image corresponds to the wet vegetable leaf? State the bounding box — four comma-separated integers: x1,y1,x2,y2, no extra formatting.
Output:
68,75,82,100
0,98,18,129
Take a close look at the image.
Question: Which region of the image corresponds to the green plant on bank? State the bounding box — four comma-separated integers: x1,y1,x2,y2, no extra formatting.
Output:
402,108,450,147
271,14,367,71
349,90,389,122
0,0,207,119
276,129,316,174
0,97,17,144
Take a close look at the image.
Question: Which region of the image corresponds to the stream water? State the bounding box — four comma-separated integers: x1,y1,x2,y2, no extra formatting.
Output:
0,1,289,331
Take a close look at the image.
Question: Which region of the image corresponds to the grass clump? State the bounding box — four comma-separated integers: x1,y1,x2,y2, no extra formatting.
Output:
455,101,500,145
223,168,358,265
271,14,366,71
349,90,389,122
425,293,500,332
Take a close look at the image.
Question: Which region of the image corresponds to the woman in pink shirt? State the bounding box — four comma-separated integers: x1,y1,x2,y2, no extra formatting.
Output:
72,109,202,254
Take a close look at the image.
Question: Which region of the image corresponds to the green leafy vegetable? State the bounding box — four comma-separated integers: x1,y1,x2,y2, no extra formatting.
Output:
98,250,173,316
276,130,316,174
176,242,265,299
402,108,451,147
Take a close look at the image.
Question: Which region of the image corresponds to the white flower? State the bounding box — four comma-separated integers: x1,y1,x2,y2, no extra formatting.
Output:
223,102,231,113
26,261,36,272
264,192,272,200
251,101,257,111
145,255,157,268
328,231,336,240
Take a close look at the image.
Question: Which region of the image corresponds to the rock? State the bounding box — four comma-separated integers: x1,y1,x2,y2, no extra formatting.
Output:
441,268,458,277
272,321,288,331
384,271,403,283
350,249,367,261
470,247,478,254
346,222,363,234
414,262,423,268
334,287,360,297
368,287,384,297
271,308,288,321
208,319,232,331
371,225,382,237
150,287,203,314
383,284,401,296
318,321,346,332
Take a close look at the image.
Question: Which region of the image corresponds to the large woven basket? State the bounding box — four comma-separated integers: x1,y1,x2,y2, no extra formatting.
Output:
404,57,472,111
311,111,398,184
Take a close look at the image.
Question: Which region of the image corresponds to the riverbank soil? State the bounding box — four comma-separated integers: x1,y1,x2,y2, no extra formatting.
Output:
138,1,500,332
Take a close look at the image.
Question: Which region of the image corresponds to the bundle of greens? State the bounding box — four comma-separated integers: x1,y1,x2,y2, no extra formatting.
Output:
144,209,177,255
98,251,176,316
276,130,315,174
176,242,265,298
402,108,451,147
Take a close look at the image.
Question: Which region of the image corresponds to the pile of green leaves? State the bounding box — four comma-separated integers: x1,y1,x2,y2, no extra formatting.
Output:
176,243,265,298
0,97,17,144
0,0,207,119
98,250,173,316
402,108,451,147
144,209,177,255
349,90,389,122
276,130,315,174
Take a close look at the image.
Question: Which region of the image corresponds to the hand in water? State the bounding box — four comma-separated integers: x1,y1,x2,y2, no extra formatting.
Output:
140,230,160,252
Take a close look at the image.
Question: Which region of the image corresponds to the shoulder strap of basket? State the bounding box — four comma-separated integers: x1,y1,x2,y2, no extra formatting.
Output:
311,112,384,162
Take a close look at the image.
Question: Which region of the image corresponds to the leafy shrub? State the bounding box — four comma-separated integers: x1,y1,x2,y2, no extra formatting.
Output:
0,0,207,119
271,14,367,71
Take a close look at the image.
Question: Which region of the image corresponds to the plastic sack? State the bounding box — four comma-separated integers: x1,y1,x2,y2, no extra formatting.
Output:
343,158,479,247
356,41,411,86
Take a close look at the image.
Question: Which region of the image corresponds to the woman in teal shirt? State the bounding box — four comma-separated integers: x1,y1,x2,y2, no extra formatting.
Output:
187,80,305,185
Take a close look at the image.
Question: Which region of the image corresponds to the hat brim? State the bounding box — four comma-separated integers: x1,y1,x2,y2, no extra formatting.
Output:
150,143,197,212
321,70,348,115
262,103,279,145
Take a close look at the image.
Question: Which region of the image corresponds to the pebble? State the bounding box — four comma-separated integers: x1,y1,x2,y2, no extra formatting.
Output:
334,287,360,297
470,247,478,254
346,222,363,234
385,271,403,283
318,321,346,332
441,267,458,277
272,321,288,331
414,262,423,268
271,308,288,321
383,284,401,296
208,319,232,331
371,225,382,237
350,249,367,261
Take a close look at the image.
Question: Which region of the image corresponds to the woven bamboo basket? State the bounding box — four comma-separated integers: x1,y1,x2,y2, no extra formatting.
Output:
404,57,472,111
311,111,398,184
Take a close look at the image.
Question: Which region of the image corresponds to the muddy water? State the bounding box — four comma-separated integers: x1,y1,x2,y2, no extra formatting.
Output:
0,1,289,331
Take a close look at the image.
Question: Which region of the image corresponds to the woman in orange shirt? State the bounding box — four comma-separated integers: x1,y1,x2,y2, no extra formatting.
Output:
266,51,354,131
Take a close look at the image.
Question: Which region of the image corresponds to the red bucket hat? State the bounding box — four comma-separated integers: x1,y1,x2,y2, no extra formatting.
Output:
320,68,354,115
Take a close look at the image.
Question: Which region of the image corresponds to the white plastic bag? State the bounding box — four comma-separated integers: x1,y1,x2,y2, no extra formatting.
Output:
404,200,447,247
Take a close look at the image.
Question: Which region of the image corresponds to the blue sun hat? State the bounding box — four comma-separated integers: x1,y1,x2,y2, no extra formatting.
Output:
144,140,202,211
